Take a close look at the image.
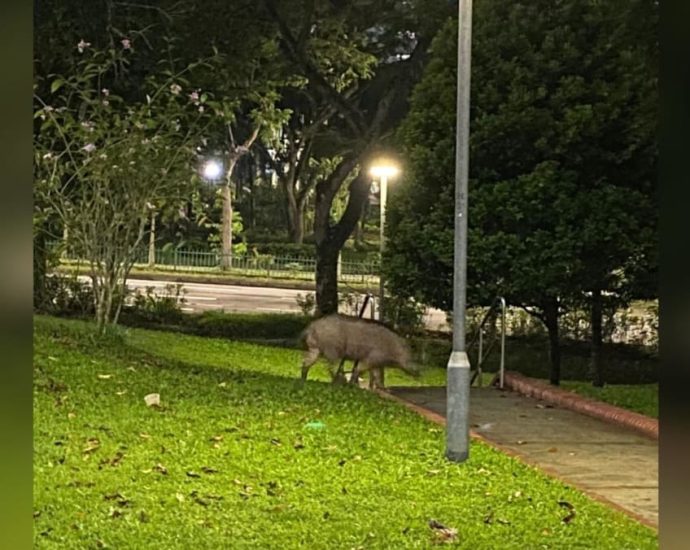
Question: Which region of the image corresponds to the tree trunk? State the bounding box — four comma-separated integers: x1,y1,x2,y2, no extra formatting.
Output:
315,242,339,316
148,211,156,268
543,296,561,386
285,186,304,244
313,168,370,316
220,182,233,270
590,288,604,387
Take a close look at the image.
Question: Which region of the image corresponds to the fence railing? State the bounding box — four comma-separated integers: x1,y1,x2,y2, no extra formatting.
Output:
51,242,380,285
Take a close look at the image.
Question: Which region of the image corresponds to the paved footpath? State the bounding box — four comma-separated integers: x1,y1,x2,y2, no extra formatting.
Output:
388,385,658,528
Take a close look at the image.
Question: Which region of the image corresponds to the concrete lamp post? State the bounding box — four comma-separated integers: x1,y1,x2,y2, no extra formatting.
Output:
446,0,473,463
369,160,400,326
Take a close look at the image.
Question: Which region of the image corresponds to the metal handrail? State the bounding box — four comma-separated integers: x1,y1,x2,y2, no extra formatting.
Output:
468,296,506,389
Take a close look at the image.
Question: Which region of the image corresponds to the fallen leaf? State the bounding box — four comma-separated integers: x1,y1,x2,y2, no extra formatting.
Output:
270,438,281,446
99,451,125,468
144,393,160,407
201,466,218,474
107,506,124,519
68,412,77,419
127,367,136,372
516,440,527,445
33,510,41,519
139,433,151,439
559,501,576,524
428,519,458,543
153,463,168,475
115,390,127,396
186,471,201,478
97,374,113,380
209,435,223,442
82,438,101,454
218,382,227,388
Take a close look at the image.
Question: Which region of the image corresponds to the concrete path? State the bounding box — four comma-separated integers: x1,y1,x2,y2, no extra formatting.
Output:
389,385,658,528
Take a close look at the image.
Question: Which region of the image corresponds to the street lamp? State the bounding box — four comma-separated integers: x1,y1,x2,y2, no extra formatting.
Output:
446,0,473,463
201,158,224,183
369,160,400,327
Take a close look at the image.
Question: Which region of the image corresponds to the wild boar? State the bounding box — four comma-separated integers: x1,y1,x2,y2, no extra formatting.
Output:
299,314,419,389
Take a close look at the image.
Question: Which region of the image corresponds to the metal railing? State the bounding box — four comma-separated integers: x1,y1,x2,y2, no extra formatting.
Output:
468,296,507,389
50,242,380,285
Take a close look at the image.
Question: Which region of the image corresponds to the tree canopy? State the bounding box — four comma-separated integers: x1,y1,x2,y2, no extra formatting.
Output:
385,0,658,384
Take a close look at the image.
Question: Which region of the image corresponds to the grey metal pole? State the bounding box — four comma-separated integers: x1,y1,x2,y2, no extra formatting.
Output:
379,175,388,323
446,0,473,463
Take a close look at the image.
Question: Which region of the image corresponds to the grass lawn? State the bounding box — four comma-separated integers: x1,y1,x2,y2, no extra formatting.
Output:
34,316,656,549
558,382,658,418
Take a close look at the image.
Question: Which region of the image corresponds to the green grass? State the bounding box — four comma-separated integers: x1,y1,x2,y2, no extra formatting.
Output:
558,382,658,418
33,316,656,549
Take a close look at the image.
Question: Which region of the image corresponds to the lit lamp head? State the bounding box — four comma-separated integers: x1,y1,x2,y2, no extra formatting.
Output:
369,161,400,179
201,158,224,182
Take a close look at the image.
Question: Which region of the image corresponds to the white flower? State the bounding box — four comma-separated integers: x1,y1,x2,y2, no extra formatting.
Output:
82,143,96,153
81,121,95,132
146,202,155,210
42,152,53,160
77,39,91,53
101,88,110,97
99,153,108,160
198,105,205,113
189,91,200,104
102,100,110,107
170,83,182,95
121,38,131,50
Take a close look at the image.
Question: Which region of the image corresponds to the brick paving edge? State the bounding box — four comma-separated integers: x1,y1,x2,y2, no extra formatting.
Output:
496,371,658,440
372,387,657,530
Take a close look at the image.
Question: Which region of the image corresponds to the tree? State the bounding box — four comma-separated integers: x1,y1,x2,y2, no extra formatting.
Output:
263,0,453,315
386,0,658,385
34,39,235,332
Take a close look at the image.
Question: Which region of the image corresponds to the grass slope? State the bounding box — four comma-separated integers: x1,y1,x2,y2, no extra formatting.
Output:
33,316,656,549
559,382,658,418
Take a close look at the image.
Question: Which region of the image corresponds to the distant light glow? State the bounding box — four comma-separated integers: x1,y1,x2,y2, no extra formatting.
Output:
201,159,223,181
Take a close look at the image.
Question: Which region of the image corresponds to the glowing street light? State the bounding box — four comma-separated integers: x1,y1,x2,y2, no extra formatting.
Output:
201,158,224,182
369,158,400,346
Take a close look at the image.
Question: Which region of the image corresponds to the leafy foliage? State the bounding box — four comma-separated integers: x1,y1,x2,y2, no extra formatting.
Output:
385,1,658,383
34,38,234,330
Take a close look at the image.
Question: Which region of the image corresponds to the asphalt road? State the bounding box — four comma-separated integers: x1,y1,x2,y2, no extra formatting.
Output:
123,278,450,331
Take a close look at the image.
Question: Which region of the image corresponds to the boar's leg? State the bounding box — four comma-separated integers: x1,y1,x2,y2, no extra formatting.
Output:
368,366,385,390
300,348,320,385
349,360,361,385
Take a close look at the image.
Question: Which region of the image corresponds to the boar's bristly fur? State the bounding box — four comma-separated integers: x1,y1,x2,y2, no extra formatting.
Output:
299,314,418,389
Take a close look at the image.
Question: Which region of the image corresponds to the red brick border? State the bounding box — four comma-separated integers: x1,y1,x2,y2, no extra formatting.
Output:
496,371,658,440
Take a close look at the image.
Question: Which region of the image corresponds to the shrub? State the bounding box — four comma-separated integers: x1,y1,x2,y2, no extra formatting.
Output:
122,284,187,325
35,274,95,317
